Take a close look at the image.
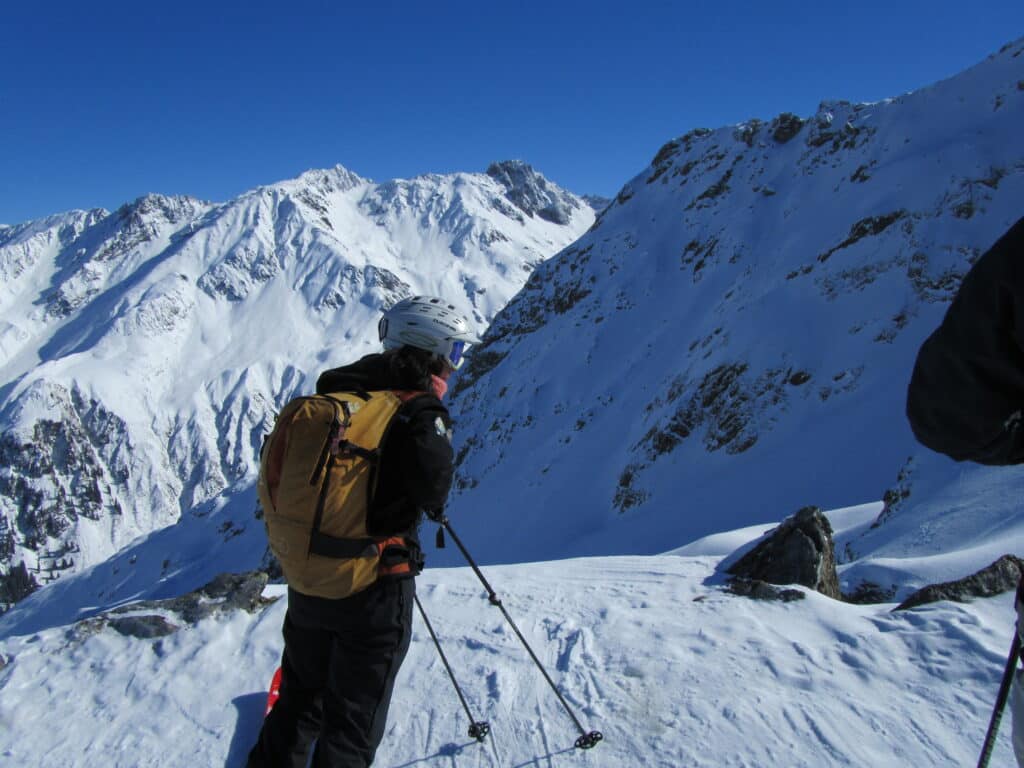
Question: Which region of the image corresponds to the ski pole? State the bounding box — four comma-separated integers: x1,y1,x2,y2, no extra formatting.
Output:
977,632,1020,768
435,514,603,750
977,574,1024,768
414,592,490,743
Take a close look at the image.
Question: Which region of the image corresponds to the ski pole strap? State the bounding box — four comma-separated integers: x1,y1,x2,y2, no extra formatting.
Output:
439,516,603,750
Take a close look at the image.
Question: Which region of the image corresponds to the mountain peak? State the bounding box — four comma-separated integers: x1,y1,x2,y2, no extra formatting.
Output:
115,193,208,226
486,159,580,225
486,158,538,178
291,164,368,193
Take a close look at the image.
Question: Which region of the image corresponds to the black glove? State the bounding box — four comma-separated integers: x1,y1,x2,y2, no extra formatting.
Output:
423,507,445,523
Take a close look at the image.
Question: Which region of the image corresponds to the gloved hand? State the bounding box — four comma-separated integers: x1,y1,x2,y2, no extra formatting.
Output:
423,507,445,523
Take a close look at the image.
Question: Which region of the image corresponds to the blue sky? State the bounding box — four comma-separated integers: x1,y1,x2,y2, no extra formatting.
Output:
1,0,1021,224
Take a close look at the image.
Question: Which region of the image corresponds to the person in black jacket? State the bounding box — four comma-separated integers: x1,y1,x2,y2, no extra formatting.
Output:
907,216,1024,463
248,296,480,768
906,215,1024,766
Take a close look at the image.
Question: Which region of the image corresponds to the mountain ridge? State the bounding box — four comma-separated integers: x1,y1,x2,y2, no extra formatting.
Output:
441,37,1024,596
0,161,597,608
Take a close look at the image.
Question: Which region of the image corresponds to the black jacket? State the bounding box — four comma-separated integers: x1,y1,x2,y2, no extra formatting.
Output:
316,353,454,538
906,216,1024,464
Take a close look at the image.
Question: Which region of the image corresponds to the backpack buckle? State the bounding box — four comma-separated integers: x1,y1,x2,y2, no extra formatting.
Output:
377,537,423,577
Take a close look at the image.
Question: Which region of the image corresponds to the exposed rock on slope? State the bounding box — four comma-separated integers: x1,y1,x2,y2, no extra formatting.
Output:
66,571,275,641
486,160,586,225
895,555,1023,611
726,506,841,600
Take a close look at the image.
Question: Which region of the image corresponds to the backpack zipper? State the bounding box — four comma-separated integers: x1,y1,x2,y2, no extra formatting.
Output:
309,399,347,486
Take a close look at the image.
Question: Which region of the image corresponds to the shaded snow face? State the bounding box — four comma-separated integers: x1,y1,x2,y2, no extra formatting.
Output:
443,38,1024,574
0,164,595,602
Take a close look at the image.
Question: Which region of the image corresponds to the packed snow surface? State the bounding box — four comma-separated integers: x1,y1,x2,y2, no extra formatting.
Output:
0,505,1017,767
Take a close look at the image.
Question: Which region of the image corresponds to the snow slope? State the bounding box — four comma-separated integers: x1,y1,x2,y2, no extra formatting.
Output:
0,505,1018,767
442,38,1024,594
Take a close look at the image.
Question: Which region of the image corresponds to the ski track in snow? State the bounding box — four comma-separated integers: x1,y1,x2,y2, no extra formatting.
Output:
0,552,1017,767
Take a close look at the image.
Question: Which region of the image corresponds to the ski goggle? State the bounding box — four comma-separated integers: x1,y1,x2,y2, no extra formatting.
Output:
447,341,467,370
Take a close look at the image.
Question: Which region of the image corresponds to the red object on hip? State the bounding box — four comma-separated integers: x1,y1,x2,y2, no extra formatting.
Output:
265,666,282,717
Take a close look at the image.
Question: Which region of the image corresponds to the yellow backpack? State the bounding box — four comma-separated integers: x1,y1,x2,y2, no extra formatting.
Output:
257,390,425,599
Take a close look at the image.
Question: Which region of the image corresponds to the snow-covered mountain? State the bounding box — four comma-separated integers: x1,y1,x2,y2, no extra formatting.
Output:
1,33,1023,768
0,161,598,608
442,39,1024,598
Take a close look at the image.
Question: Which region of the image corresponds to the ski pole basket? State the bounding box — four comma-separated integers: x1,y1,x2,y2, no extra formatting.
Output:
575,730,604,750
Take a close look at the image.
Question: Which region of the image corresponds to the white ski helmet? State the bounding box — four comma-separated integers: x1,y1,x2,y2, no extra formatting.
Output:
378,296,481,370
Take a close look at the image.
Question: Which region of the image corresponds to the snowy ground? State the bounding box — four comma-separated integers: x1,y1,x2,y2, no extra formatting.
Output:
0,505,1017,767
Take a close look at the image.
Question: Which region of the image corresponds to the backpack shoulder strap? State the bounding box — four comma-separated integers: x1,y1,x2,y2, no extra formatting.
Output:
320,390,372,406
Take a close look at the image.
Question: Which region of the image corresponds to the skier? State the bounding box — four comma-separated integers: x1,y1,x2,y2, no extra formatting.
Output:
905,215,1024,765
247,296,479,768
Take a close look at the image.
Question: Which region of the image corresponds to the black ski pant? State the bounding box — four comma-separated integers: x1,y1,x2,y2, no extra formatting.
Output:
247,578,415,768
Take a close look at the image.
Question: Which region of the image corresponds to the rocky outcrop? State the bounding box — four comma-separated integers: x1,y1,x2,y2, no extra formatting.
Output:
43,195,208,318
487,160,582,225
770,112,805,143
726,506,841,599
726,579,805,602
842,581,898,605
66,571,278,641
107,615,180,639
0,382,135,591
895,555,1023,610
612,364,818,513
139,571,276,622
